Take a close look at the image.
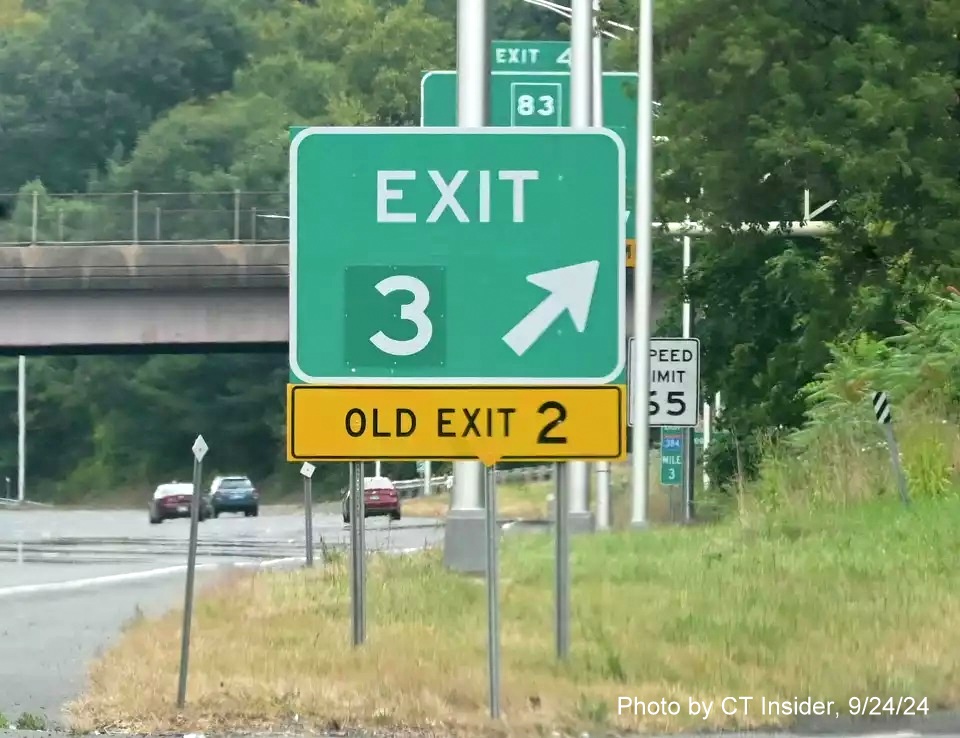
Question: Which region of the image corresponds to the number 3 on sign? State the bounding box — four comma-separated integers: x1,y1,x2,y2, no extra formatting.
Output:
369,274,433,356
649,390,686,417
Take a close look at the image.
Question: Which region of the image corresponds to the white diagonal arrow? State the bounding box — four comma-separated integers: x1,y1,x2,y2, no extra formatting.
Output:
502,261,600,357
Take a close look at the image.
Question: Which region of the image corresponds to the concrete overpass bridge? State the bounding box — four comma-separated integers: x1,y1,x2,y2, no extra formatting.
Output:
0,243,667,355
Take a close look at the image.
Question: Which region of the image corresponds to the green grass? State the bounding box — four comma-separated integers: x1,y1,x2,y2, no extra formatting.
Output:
69,496,960,736
15,712,46,730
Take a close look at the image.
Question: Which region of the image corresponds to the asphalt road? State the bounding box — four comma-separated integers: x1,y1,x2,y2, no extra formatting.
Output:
0,505,444,726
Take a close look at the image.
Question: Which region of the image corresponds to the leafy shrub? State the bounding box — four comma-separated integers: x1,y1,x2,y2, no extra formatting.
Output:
739,286,960,510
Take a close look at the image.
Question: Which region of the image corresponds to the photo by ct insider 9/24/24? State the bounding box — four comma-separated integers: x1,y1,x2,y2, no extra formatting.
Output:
617,696,931,720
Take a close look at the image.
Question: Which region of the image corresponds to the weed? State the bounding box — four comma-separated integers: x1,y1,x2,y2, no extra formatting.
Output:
16,712,45,730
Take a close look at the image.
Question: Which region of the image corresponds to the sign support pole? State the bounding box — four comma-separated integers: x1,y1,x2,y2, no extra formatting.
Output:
680,230,695,522
554,462,570,659
444,0,492,574
631,0,655,529
349,461,367,645
301,462,316,566
177,434,208,708
484,463,501,719
564,0,596,535
592,0,612,533
423,460,432,496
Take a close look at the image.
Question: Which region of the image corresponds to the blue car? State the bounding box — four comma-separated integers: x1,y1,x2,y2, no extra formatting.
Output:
209,475,259,518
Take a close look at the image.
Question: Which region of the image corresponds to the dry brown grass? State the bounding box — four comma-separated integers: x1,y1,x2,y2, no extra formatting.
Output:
404,461,680,525
403,479,551,520
68,497,960,736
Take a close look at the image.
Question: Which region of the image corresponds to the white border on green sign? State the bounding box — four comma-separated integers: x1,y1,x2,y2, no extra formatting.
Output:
288,126,627,386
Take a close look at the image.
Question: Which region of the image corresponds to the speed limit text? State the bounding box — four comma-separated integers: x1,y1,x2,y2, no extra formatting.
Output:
650,345,695,383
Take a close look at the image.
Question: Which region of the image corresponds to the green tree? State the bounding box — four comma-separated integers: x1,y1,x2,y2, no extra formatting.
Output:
0,0,253,193
608,0,960,484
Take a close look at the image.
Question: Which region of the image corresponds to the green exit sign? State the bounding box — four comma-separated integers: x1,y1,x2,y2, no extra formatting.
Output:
421,71,639,188
288,127,626,385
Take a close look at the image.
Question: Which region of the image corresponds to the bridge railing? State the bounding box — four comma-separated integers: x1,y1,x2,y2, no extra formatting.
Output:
0,189,290,246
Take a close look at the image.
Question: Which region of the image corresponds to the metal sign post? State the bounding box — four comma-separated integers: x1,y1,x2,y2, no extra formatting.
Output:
301,462,316,566
873,392,910,507
554,462,570,659
483,462,500,718
177,433,208,708
349,461,366,645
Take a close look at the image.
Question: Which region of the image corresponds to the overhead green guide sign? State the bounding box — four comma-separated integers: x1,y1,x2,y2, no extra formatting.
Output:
420,71,639,187
289,127,626,385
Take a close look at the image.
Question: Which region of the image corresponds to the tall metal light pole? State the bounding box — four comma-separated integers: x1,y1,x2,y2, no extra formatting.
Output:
17,355,25,503
591,0,612,532
443,0,491,576
562,0,596,535
630,0,655,529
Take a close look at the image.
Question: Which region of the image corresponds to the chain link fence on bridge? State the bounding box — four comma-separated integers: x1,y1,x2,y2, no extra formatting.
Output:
0,189,289,246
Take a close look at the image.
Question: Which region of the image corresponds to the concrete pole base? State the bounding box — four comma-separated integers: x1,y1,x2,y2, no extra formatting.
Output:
568,510,595,534
545,500,596,534
443,508,490,574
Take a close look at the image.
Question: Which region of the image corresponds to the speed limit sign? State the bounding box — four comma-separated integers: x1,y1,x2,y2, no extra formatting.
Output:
628,337,701,427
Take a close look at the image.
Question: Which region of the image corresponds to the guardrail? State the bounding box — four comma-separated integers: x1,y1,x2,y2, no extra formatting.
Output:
0,189,289,246
0,497,52,508
391,465,555,499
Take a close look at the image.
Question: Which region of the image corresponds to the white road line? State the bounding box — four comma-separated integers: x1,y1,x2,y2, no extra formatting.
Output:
0,564,197,598
0,556,306,598
0,543,433,599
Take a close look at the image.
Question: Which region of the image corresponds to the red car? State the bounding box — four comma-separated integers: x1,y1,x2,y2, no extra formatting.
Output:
148,482,211,524
342,475,401,523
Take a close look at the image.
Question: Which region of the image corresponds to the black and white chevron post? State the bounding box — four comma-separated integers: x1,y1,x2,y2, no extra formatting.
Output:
873,391,892,425
871,390,910,506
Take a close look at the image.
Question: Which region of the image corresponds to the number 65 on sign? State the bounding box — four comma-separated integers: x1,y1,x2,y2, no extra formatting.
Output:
627,337,701,428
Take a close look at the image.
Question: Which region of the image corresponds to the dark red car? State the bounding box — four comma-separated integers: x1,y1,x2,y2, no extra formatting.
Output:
342,475,401,523
148,482,211,524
